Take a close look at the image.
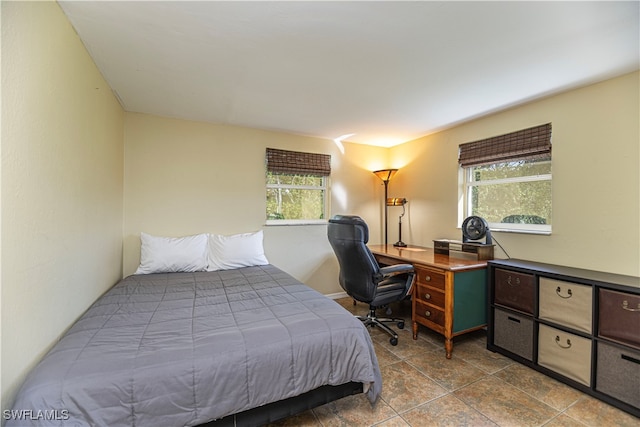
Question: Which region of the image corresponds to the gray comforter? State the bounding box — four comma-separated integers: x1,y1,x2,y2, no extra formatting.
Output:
8,265,381,426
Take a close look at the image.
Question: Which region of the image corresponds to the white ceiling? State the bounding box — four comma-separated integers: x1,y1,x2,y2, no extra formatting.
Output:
58,1,639,147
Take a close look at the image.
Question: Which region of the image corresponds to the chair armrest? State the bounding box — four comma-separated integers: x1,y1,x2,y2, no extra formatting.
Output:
380,264,414,277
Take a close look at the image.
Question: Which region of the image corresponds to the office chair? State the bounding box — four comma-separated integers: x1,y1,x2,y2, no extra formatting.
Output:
327,215,415,345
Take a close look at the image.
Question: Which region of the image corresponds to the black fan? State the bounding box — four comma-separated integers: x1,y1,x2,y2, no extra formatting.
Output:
462,216,492,244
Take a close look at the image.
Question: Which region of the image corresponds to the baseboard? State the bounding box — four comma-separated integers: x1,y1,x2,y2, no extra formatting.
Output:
325,291,348,300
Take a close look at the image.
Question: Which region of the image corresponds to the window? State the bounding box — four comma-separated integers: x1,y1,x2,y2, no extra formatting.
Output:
459,124,552,234
265,148,331,224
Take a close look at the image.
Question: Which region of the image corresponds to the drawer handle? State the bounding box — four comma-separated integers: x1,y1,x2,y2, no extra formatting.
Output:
425,310,431,317
507,316,521,324
622,300,640,312
554,336,572,349
507,276,521,286
424,275,431,282
621,354,640,365
556,286,573,299
424,293,431,300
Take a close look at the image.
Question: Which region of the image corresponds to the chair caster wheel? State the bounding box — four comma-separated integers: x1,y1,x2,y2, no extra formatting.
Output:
397,321,405,329
390,337,398,346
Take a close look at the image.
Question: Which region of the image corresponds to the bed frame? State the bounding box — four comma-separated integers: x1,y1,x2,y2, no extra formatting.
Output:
199,382,363,426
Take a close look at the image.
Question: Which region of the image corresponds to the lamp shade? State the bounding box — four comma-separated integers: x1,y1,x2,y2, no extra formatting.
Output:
387,198,407,206
373,169,398,182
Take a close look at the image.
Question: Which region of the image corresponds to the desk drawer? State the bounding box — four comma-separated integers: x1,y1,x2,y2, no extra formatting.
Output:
415,283,445,308
415,267,446,291
494,269,535,314
415,300,445,327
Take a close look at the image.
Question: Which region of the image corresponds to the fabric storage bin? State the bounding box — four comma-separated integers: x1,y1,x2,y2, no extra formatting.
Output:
493,308,534,361
538,324,592,386
539,278,592,333
494,269,535,314
599,289,640,348
596,341,640,408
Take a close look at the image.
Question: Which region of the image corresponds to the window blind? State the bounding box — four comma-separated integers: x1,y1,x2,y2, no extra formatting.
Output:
458,123,552,167
266,148,331,176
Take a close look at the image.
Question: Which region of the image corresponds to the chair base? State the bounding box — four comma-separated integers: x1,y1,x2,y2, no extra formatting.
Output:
356,308,405,346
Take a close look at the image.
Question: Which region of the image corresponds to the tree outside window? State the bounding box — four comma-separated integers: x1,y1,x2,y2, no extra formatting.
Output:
265,148,331,225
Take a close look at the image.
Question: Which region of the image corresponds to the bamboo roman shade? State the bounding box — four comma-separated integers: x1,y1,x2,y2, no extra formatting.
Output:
458,123,552,167
266,148,331,176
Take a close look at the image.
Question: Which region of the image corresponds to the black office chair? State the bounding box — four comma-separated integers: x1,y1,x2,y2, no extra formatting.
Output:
327,215,415,345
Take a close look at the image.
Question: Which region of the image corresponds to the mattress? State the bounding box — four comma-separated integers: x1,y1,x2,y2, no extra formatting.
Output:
8,265,381,426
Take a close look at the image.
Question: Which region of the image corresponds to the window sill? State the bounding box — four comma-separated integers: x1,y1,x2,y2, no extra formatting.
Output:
456,225,552,236
265,219,328,226
489,227,552,236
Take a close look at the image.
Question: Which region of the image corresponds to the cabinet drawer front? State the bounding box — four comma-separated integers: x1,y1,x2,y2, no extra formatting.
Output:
415,300,445,327
539,278,592,334
415,267,446,291
599,289,640,348
493,308,534,361
596,341,640,408
538,324,592,386
415,283,445,308
494,269,535,314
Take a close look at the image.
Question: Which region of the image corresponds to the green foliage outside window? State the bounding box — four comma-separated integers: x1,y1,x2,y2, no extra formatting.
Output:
469,160,552,225
266,173,326,220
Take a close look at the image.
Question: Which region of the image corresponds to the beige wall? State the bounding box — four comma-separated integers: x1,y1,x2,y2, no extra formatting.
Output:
389,71,640,276
1,1,124,412
123,72,640,289
123,113,388,293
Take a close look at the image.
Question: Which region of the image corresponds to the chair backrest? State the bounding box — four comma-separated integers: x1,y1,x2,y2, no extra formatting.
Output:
327,215,382,303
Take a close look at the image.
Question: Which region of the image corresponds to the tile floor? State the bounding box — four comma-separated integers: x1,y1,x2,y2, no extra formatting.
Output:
270,298,639,427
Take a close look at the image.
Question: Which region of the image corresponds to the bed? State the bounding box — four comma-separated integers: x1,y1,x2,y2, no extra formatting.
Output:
8,264,382,426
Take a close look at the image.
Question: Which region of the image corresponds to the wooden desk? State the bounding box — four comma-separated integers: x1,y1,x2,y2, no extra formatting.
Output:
369,244,489,358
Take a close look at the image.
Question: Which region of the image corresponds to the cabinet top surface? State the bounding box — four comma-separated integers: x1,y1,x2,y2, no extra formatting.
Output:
488,258,640,290
368,244,488,271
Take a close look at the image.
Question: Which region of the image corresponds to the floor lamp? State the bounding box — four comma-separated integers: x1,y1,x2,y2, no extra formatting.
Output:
373,169,398,245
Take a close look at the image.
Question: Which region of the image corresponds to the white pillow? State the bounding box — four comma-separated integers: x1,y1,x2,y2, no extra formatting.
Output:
207,230,269,271
135,232,209,274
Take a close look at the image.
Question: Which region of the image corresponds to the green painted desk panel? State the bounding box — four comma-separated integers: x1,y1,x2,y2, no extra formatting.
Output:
453,269,487,333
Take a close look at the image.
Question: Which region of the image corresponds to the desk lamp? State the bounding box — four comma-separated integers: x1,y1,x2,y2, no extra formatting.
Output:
373,169,398,245
387,198,407,247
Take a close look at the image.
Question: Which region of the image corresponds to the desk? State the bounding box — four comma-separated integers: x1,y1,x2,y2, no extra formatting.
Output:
369,244,488,358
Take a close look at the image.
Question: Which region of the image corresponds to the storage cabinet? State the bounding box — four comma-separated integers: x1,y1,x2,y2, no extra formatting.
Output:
487,259,640,418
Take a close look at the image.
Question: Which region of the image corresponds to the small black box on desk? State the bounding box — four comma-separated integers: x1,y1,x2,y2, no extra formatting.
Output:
433,239,494,260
